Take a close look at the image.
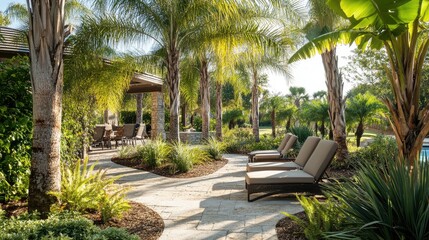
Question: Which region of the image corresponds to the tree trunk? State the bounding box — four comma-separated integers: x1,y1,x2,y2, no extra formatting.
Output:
321,119,326,138
215,81,223,141
199,59,210,140
136,93,143,124
251,68,260,142
27,0,65,216
167,46,180,142
271,110,276,137
286,117,291,131
314,122,318,136
181,102,187,127
321,49,349,162
355,120,364,147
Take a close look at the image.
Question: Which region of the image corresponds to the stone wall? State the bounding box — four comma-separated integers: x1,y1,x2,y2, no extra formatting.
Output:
179,132,215,144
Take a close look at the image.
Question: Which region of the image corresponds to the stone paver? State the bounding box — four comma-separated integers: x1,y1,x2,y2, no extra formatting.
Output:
89,152,303,240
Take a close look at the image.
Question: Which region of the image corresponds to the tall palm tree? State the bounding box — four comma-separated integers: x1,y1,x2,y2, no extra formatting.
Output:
288,86,308,108
26,0,65,216
261,94,285,137
346,93,384,147
290,0,349,162
88,0,242,142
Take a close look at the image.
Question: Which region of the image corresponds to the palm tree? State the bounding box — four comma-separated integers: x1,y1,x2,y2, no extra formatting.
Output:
261,94,285,137
289,0,348,162
288,86,308,108
300,99,329,138
87,0,241,142
290,0,429,165
0,11,10,26
346,93,384,147
26,0,65,216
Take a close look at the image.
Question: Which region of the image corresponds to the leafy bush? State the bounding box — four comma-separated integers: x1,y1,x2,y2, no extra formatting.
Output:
205,137,225,160
282,196,346,240
326,159,429,240
289,126,314,145
0,213,138,240
50,158,129,222
138,138,170,168
337,135,398,169
0,56,32,202
118,146,141,159
223,128,282,154
169,143,208,173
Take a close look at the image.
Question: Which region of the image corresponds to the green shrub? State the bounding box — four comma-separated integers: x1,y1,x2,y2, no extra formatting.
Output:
0,56,32,202
118,146,141,159
289,126,314,145
139,138,170,168
282,196,346,240
0,214,138,240
169,143,208,173
205,137,225,160
337,135,398,169
50,158,129,222
325,159,429,240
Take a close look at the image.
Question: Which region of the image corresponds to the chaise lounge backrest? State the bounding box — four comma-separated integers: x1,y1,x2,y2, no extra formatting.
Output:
294,137,321,167
123,124,136,138
303,140,338,181
277,133,292,152
280,134,298,156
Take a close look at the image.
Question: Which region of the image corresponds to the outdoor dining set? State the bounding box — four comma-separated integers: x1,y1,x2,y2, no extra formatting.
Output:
91,123,148,149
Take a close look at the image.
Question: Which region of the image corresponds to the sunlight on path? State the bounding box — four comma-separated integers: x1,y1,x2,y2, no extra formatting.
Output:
90,152,303,240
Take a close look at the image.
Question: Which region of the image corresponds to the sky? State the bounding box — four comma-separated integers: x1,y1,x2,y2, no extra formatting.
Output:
0,0,354,96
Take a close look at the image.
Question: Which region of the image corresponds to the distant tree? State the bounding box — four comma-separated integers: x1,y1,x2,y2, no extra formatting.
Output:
261,94,286,137
288,86,308,108
346,93,384,147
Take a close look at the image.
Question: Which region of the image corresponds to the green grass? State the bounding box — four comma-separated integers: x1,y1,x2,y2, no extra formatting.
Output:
258,126,284,136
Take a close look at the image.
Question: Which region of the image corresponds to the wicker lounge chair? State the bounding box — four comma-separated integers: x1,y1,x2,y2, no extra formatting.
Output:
245,139,337,202
247,136,321,172
91,125,105,149
248,133,292,161
251,135,298,162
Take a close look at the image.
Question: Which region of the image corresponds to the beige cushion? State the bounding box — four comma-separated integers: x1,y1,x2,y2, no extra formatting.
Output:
294,137,321,167
277,133,292,152
245,170,315,185
303,140,338,180
280,135,298,156
247,161,301,172
249,149,280,156
252,153,282,162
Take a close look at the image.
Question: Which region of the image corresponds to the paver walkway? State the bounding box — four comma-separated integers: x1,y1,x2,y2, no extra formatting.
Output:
90,152,303,240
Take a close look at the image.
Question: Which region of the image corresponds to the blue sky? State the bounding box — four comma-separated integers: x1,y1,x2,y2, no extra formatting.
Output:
0,0,353,96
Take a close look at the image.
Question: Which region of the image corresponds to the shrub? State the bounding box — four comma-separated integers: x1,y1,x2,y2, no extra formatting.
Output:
0,56,32,202
337,135,398,169
282,196,346,240
289,126,314,145
205,137,225,160
118,146,141,159
325,159,429,240
169,143,208,173
138,138,170,168
0,213,138,240
50,158,129,222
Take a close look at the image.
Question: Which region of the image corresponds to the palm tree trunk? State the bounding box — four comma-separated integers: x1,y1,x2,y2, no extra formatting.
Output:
136,93,143,124
321,48,348,162
28,0,65,216
286,117,291,131
215,81,223,141
271,110,276,137
167,46,180,142
251,68,260,142
321,119,326,138
355,120,364,147
181,102,187,127
199,59,210,140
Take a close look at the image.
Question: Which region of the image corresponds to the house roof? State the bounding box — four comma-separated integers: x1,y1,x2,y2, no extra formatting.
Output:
0,26,163,93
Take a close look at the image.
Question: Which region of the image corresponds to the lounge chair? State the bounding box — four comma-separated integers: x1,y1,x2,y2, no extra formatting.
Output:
245,139,338,202
133,124,147,145
248,133,292,161
91,125,105,149
122,124,137,146
246,136,321,172
251,134,298,162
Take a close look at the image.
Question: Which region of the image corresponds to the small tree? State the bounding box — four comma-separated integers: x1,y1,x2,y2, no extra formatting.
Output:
346,93,384,147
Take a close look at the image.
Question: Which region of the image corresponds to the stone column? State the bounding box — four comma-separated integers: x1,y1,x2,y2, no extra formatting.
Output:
151,92,165,140
136,93,143,124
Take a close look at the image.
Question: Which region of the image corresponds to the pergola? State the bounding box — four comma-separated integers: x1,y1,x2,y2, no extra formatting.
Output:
0,26,165,139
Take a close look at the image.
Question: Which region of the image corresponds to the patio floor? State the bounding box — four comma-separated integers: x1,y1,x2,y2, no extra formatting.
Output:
89,151,303,240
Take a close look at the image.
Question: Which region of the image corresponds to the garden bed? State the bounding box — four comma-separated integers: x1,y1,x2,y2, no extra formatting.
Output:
112,157,228,178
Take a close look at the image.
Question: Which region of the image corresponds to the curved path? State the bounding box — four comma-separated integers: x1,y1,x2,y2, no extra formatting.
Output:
90,152,303,240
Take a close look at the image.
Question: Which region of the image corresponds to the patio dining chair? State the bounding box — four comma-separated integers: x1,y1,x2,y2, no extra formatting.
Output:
133,124,147,145
122,124,137,146
91,125,105,149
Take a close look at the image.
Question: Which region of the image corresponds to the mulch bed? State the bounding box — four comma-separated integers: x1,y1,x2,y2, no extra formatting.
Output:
1,200,164,240
276,212,307,240
112,157,228,178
